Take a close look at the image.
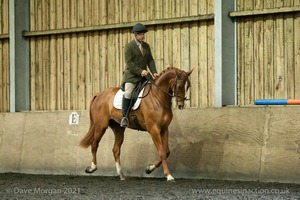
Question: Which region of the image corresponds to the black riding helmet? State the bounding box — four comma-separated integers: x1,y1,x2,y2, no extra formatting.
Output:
132,23,147,34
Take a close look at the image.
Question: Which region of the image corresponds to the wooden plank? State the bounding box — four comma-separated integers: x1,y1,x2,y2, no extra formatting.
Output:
36,38,42,110
199,22,208,107
3,41,9,111
43,38,50,110
36,1,43,110
107,0,115,24
49,36,57,110
107,30,115,87
0,41,3,112
49,0,57,110
2,0,9,34
154,25,164,72
273,0,285,99
190,0,198,16
147,0,154,20
29,0,36,110
130,0,137,22
84,0,92,107
77,0,85,109
115,29,121,86
70,0,78,110
295,0,300,98
285,1,295,99
29,0,35,31
0,1,2,34
100,32,108,91
172,24,181,68
22,14,215,37
229,6,300,17
139,0,147,21
199,0,208,107
63,0,71,109
263,0,274,99
181,23,190,106
244,0,254,105
63,0,70,29
91,0,100,95
100,0,107,25
189,22,199,108
207,0,214,107
0,34,9,39
43,0,50,110
146,26,155,73
180,0,189,17
114,0,120,23
84,32,92,109
0,41,3,110
99,1,108,91
56,0,64,109
121,0,128,23
237,2,245,104
162,0,171,19
253,0,264,100
163,25,172,67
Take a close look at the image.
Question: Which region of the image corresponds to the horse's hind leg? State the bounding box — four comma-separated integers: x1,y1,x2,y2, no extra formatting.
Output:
85,126,107,173
110,121,126,180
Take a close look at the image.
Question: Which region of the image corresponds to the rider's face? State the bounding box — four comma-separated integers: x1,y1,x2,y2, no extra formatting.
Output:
135,33,145,42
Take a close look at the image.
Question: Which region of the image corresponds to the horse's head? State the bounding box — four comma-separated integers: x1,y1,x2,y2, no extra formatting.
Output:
152,67,193,109
172,68,193,110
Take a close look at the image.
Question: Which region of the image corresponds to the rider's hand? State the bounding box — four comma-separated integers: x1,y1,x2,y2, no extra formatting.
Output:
153,73,159,79
141,70,148,77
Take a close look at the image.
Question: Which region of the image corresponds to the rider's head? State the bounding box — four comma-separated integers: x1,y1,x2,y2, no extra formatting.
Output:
132,23,147,42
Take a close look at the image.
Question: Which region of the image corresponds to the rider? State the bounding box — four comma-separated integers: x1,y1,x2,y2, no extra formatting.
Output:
120,23,159,127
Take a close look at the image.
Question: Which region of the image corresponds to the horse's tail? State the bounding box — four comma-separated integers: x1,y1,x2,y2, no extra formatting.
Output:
79,94,98,148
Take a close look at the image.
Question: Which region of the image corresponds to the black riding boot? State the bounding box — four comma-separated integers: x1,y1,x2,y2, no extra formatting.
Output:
120,97,131,127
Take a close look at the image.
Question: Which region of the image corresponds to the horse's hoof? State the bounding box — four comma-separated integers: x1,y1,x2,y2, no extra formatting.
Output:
85,166,97,173
166,175,175,182
145,164,156,174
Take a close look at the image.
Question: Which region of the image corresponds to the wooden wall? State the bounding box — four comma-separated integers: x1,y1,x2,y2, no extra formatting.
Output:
1,1,300,111
28,0,215,111
0,0,9,112
236,0,300,105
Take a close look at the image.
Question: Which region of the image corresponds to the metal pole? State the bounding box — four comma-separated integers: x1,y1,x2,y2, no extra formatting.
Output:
9,0,30,112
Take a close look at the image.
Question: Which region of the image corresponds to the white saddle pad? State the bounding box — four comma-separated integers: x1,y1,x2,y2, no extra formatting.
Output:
113,88,145,110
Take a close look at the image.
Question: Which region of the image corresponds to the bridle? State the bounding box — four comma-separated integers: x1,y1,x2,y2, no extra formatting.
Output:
141,75,190,108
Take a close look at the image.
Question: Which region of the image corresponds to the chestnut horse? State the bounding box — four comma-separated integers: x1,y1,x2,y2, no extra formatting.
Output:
80,67,193,181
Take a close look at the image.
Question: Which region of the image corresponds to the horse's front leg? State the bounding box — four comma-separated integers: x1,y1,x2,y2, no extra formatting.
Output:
145,128,170,175
149,128,174,181
111,124,126,180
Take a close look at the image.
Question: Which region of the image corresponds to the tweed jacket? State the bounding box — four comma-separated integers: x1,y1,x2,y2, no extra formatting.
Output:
122,39,157,84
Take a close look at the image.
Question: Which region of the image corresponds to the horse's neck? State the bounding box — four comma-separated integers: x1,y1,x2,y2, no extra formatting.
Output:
154,71,176,91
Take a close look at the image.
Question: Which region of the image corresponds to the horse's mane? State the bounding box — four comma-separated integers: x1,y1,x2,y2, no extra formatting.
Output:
158,67,186,77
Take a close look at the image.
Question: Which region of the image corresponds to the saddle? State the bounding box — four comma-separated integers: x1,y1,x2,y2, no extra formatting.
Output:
119,80,149,130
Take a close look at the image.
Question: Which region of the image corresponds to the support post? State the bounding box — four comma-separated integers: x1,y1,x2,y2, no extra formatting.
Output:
214,0,237,107
9,0,30,112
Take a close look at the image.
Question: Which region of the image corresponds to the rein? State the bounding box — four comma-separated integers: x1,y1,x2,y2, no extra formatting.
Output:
140,76,190,108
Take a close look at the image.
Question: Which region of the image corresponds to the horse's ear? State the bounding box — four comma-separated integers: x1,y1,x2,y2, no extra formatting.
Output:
187,68,194,76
